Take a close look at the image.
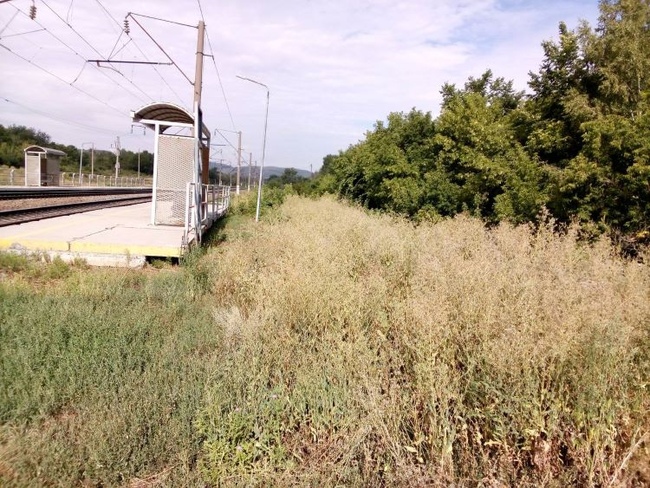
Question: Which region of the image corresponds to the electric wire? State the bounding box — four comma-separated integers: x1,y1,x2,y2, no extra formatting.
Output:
196,0,205,22
107,27,125,59
126,13,193,86
6,3,149,104
109,37,133,60
1,96,125,135
0,43,125,116
66,0,74,24
0,10,18,37
1,28,46,38
205,27,237,131
195,0,237,130
214,129,240,154
93,0,186,106
38,0,153,103
126,12,196,30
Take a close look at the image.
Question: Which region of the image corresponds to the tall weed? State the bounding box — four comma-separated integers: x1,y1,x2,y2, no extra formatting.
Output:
198,195,649,486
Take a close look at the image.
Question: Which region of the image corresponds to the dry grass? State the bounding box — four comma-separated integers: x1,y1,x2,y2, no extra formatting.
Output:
198,195,650,486
1,195,647,486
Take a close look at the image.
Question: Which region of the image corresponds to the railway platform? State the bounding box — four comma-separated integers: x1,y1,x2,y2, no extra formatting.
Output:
0,198,228,267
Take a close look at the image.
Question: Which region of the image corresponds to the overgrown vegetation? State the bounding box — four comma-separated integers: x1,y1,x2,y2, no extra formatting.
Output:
1,195,647,486
196,196,649,486
314,0,650,245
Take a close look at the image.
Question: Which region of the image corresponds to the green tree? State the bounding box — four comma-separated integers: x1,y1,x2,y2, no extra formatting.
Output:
525,22,600,168
525,1,650,232
596,0,650,118
0,124,53,166
434,75,545,223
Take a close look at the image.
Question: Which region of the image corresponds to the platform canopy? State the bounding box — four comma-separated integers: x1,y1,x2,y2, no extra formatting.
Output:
130,102,210,139
23,145,66,157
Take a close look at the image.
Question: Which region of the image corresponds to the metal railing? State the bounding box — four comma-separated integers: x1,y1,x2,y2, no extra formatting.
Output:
0,167,153,187
183,183,231,247
60,172,153,187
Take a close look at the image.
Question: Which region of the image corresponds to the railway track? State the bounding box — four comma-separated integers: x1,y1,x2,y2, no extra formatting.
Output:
0,187,152,200
0,195,151,227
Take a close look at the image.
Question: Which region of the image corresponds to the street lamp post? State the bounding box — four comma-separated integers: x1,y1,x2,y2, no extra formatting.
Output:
79,142,93,186
237,75,269,222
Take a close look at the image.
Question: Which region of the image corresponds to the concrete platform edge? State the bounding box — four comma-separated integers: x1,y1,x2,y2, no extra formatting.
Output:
1,247,147,268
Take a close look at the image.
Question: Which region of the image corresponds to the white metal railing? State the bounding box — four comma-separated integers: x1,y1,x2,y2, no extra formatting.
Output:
183,183,231,247
0,168,154,187
59,172,153,187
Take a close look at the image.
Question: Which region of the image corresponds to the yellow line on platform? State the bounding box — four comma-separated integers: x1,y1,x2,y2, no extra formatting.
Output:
0,237,182,258
0,238,70,252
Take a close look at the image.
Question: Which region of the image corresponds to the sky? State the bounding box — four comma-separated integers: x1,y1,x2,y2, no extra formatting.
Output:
1,0,600,171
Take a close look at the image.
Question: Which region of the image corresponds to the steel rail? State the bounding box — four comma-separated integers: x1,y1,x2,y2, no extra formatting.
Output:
0,187,152,200
0,196,151,227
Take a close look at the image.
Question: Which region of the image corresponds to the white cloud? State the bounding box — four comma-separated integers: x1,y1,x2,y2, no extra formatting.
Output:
1,0,599,170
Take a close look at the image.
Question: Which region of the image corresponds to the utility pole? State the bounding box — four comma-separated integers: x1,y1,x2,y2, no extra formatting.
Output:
79,142,94,185
236,131,242,195
114,136,121,179
248,152,252,191
193,20,210,194
90,144,94,177
193,21,205,111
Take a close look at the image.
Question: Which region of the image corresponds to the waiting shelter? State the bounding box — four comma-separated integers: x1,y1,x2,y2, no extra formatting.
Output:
24,145,65,186
130,102,211,226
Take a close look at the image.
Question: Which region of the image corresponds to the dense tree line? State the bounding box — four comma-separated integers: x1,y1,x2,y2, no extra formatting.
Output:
0,124,153,175
317,0,650,241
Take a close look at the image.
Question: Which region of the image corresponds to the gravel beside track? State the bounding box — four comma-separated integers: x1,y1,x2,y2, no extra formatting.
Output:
0,196,151,227
0,195,139,211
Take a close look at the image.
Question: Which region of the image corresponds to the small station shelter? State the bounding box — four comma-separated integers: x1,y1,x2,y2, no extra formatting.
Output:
24,145,65,186
130,102,211,227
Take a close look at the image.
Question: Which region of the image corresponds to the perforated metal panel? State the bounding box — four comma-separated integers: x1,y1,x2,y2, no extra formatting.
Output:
25,154,41,186
46,158,60,186
155,134,195,225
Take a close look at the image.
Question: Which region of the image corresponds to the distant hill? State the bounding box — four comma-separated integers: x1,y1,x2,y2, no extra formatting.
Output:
209,162,311,181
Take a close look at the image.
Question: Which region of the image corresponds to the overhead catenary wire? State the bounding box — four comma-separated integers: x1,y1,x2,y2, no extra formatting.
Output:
195,0,237,131
0,9,19,37
37,0,153,104
94,0,186,106
205,27,237,131
7,3,150,104
65,0,74,24
2,96,127,135
214,129,241,156
106,27,125,60
1,27,45,38
125,12,196,30
125,13,194,86
196,0,206,24
0,43,125,116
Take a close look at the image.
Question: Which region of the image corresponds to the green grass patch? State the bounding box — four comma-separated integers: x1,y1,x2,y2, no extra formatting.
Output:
0,259,223,486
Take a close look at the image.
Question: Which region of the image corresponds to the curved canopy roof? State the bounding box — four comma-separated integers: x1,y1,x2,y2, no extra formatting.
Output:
131,102,210,140
24,145,66,157
131,102,194,129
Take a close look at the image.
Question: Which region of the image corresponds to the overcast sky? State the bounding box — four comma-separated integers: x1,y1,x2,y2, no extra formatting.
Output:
1,0,599,171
